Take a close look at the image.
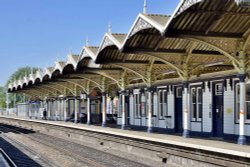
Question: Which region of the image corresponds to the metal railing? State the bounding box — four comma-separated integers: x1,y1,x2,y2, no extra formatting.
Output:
0,149,17,167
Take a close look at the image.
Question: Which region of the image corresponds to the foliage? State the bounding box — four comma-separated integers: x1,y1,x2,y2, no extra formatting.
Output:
6,66,40,86
0,86,6,108
1,66,40,108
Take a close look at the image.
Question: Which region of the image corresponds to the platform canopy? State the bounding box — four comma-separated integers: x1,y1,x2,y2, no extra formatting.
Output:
8,0,250,100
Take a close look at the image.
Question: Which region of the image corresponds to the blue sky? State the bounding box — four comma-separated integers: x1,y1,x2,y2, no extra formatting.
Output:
0,0,180,86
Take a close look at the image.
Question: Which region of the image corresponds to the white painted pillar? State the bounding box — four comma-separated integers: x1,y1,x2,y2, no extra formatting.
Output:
50,101,53,119
58,100,61,120
47,101,49,120
147,89,153,133
56,100,60,120
61,99,64,120
29,102,31,119
121,91,126,129
102,93,107,127
57,99,62,120
238,74,246,145
59,100,61,120
64,99,67,121
48,101,51,120
87,95,91,125
40,101,43,119
74,97,78,123
183,82,190,138
110,97,114,114
60,99,63,121
51,101,53,119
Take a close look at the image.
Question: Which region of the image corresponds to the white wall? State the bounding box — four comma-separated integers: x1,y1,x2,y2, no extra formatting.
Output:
203,81,212,133
235,124,250,136
191,122,202,132
223,81,235,134
129,95,134,125
117,117,122,125
134,119,141,126
124,79,250,137
153,92,158,127
167,90,175,129
141,117,147,126
17,103,29,117
223,79,250,136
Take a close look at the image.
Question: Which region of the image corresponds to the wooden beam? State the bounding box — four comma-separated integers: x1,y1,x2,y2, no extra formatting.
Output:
124,48,186,54
166,30,242,39
205,3,234,35
180,36,241,66
103,60,165,65
77,67,123,73
125,47,223,56
185,10,250,16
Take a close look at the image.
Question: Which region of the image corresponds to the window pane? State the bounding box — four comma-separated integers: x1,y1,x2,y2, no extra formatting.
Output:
159,91,163,103
138,104,141,117
246,84,250,101
192,104,196,119
237,85,240,102
237,102,240,120
192,89,196,103
163,104,167,116
198,104,202,119
118,95,122,117
176,88,182,97
247,102,250,120
215,84,223,95
198,88,202,103
236,85,240,120
141,96,145,117
191,88,196,120
160,104,163,117
164,91,167,103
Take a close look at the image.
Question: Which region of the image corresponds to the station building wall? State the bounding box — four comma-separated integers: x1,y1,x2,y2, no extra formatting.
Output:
127,78,250,138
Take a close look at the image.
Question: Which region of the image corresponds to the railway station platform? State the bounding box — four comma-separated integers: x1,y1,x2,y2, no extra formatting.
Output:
1,116,250,159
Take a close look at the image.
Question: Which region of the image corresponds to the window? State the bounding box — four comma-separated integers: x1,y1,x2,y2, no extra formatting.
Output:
236,84,250,122
215,83,223,96
141,94,146,117
191,87,202,121
158,89,167,119
118,94,122,117
176,87,182,98
134,94,141,118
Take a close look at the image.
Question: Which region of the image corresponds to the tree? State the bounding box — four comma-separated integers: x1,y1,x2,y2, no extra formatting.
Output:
0,86,6,108
2,66,40,108
6,66,40,86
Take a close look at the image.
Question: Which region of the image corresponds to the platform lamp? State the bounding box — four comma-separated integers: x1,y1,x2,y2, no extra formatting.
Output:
236,0,250,7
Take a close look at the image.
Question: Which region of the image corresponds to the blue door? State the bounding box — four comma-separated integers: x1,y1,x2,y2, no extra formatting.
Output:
175,86,183,133
213,83,224,137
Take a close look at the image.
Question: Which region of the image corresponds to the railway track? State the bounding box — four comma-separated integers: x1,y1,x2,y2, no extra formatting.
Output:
0,127,59,167
26,134,107,167
0,124,148,167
